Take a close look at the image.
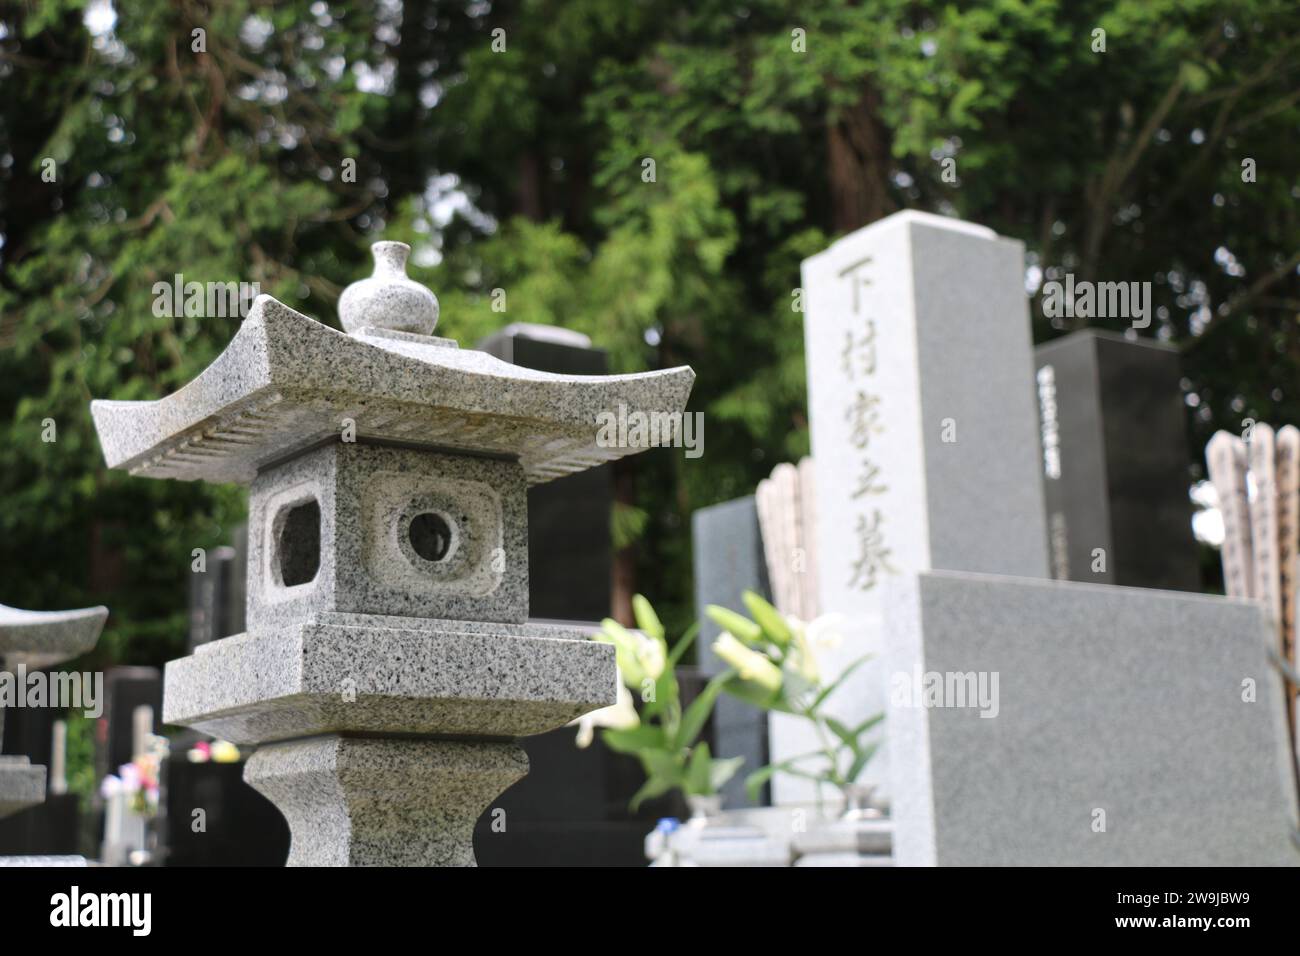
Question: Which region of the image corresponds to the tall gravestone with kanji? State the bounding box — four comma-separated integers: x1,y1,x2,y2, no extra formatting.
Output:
792,211,1050,803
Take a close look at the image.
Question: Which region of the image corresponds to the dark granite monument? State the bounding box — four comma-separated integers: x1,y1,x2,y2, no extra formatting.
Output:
1034,328,1198,591
478,324,613,622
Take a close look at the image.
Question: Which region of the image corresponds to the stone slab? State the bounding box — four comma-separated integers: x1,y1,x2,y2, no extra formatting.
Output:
883,570,1300,866
0,603,107,670
792,816,892,857
90,295,695,486
0,757,46,820
790,210,1050,802
0,855,87,867
164,613,616,745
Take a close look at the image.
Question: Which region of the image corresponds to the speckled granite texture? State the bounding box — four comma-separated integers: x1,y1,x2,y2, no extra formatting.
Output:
884,571,1300,866
247,443,527,630
0,603,107,670
0,756,46,820
90,294,695,485
0,856,88,867
163,614,617,744
245,736,527,866
338,241,440,336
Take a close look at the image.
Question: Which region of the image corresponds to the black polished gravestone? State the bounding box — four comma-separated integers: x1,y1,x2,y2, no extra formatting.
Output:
96,666,162,780
163,756,288,866
0,703,79,855
162,525,290,866
469,324,665,866
187,536,246,653
477,324,613,621
472,665,703,867
692,495,773,808
1034,328,1198,591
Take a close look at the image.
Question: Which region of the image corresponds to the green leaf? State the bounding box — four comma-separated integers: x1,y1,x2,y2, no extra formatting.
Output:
686,741,712,794
851,713,885,739
809,654,873,712
710,755,745,791
641,749,684,784
742,758,824,802
600,724,666,756
825,716,856,747
667,621,700,668
674,668,734,750
743,764,780,802
846,742,880,783
629,775,675,812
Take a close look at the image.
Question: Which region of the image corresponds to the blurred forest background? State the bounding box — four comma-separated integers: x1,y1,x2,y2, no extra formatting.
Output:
1,0,1298,671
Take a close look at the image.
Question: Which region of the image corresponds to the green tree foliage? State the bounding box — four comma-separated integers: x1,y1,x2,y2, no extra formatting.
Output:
2,0,1298,658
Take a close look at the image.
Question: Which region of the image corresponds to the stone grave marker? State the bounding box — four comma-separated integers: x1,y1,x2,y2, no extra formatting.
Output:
1034,329,1198,590
794,210,1049,802
884,571,1298,865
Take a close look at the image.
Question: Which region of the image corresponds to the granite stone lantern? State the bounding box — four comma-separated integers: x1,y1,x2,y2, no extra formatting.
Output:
0,603,107,820
91,242,695,866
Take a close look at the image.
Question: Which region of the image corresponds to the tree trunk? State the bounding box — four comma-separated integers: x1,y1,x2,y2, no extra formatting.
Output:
825,85,895,233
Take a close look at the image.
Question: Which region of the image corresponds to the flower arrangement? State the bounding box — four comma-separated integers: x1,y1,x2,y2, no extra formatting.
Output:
99,732,169,818
576,595,742,810
706,591,883,804
186,738,242,763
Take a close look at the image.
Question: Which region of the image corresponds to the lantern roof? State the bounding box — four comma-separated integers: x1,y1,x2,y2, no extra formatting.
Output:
91,295,695,486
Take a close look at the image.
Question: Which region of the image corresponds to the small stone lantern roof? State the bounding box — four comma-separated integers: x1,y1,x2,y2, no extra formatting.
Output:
0,602,106,820
0,603,107,672
91,295,694,485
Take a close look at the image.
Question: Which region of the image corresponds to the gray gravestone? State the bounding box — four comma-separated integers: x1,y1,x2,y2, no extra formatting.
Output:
794,210,1050,803
884,570,1299,865
1035,329,1198,591
692,496,772,808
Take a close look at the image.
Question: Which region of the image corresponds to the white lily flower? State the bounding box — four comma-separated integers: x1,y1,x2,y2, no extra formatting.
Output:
805,613,847,652
713,633,783,692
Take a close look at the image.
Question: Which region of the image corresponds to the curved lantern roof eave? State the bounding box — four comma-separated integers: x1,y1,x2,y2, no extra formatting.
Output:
0,603,108,669
90,295,697,486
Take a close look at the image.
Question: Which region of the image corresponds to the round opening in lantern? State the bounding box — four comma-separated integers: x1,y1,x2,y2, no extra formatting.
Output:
409,512,453,563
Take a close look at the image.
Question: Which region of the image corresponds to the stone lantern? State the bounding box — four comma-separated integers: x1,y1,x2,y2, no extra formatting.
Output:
0,603,106,819
90,242,694,865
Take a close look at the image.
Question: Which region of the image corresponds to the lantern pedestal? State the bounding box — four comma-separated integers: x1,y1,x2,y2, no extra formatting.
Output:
245,736,527,867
